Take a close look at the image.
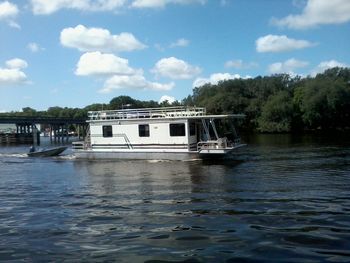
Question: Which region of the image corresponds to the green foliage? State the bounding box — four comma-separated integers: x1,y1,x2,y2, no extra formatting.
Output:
1,67,349,133
258,91,293,132
191,67,350,132
294,70,350,130
109,96,138,110
84,103,108,112
22,107,37,116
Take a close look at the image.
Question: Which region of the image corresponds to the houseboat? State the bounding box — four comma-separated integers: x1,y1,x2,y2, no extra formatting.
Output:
72,107,245,160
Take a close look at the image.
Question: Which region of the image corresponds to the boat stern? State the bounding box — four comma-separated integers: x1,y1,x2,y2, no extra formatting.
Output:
197,138,246,158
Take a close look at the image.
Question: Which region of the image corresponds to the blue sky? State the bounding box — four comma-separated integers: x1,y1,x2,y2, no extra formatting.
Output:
0,0,349,111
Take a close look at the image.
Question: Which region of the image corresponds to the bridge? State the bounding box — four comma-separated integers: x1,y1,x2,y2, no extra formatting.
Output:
0,116,88,145
0,116,87,125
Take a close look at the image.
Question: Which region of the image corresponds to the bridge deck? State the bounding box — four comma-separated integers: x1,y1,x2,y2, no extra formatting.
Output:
0,116,87,125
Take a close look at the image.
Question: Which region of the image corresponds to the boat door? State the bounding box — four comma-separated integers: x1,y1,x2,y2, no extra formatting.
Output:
188,121,198,151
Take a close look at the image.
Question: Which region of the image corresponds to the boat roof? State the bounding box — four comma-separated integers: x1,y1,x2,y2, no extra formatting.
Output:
87,107,244,122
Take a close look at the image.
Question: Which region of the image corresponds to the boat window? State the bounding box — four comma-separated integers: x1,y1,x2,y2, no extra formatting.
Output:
139,124,150,137
170,123,186,137
189,122,196,136
102,125,113,137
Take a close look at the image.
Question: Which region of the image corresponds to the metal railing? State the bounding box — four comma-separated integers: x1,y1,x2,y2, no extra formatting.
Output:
72,133,133,150
88,107,206,121
197,137,242,151
197,137,229,151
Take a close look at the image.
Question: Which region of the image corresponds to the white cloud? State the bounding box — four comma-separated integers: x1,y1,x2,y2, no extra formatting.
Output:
0,1,20,28
0,58,29,86
159,95,176,103
311,60,349,76
31,0,206,13
131,0,166,8
170,38,189,48
73,52,173,93
100,74,175,93
268,58,309,75
271,0,350,29
31,0,126,15
0,1,18,20
152,57,201,79
5,58,28,69
60,24,147,53
225,59,258,69
27,42,43,53
131,0,206,9
8,20,20,29
193,72,243,88
256,34,316,53
0,68,27,85
155,38,189,52
75,51,139,76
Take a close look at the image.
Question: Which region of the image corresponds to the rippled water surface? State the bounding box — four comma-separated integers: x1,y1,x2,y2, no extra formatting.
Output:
1,134,350,262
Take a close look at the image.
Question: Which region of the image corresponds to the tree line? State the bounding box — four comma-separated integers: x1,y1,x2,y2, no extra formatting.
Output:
2,67,350,133
184,67,350,133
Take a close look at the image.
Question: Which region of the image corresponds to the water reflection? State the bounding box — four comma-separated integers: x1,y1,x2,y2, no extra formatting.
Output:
0,134,350,261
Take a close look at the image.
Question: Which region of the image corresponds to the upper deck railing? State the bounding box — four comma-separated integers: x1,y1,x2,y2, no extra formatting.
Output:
88,107,206,121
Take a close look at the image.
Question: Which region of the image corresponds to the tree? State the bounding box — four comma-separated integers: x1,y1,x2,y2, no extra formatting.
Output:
258,91,293,132
84,103,108,112
109,96,137,110
295,72,350,130
47,106,63,117
21,107,37,116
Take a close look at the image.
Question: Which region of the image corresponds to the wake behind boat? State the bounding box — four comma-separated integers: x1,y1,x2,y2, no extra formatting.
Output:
27,146,67,157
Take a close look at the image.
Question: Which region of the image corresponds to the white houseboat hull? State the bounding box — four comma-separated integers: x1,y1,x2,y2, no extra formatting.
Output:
74,144,246,160
74,150,199,160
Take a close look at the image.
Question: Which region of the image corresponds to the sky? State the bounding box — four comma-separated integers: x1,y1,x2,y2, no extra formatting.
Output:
0,0,349,112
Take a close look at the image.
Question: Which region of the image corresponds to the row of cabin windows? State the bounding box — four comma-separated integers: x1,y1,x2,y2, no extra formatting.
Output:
102,123,194,138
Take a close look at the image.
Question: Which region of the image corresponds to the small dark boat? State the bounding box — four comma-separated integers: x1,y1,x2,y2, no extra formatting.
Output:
27,146,67,157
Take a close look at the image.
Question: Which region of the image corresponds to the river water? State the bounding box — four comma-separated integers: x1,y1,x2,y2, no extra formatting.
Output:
0,134,350,262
